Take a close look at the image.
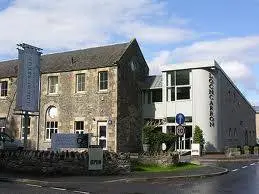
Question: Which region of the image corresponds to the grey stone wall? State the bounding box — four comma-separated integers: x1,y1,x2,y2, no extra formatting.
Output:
39,67,118,151
0,150,130,176
117,39,149,152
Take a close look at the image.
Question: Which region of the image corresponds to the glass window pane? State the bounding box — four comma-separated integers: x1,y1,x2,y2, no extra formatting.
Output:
152,89,162,102
176,70,190,85
55,122,58,128
99,126,106,137
185,126,192,138
167,117,175,123
51,121,54,128
99,140,106,148
47,122,50,128
177,87,190,100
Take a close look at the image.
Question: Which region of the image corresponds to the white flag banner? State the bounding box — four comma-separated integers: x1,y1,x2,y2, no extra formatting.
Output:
16,44,42,112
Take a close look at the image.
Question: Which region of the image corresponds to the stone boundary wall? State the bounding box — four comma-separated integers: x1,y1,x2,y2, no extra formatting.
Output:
0,150,130,176
133,153,179,166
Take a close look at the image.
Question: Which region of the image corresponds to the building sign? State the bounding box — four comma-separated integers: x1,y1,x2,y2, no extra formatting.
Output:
16,44,42,112
209,73,215,127
88,146,103,170
191,143,200,156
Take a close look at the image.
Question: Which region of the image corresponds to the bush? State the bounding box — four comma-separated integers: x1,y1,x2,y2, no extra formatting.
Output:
142,125,176,154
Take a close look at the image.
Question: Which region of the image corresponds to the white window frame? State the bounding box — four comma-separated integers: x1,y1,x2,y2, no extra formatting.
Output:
75,121,84,134
98,122,108,150
0,81,8,97
76,73,85,92
48,76,58,94
21,116,31,139
98,71,108,91
166,71,191,101
46,121,58,140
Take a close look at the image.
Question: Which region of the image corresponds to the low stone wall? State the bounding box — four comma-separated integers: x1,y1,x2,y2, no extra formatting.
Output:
0,150,130,176
134,153,179,166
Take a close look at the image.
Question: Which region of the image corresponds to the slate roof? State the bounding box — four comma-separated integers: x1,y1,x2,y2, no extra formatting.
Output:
141,75,162,89
0,41,131,79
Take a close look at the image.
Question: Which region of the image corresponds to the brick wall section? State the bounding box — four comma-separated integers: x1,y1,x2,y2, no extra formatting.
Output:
0,150,130,176
117,39,149,152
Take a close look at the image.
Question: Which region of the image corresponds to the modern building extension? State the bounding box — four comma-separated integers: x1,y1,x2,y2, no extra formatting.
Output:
142,61,256,152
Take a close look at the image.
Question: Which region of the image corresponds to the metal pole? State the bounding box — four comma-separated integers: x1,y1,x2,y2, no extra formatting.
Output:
23,111,29,149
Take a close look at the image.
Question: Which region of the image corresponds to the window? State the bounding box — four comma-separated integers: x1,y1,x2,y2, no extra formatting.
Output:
166,126,175,134
185,116,192,122
46,121,58,140
177,87,191,100
166,70,191,101
21,116,31,138
99,71,108,90
176,70,190,85
167,117,175,123
152,89,162,102
75,121,84,134
0,81,7,97
98,122,107,149
48,76,58,94
234,128,237,137
229,128,232,137
0,118,6,133
76,74,85,92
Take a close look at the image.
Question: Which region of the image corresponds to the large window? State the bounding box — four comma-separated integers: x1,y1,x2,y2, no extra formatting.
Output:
21,116,31,138
46,121,58,140
0,81,7,97
75,121,84,134
76,73,85,92
99,71,108,90
48,76,58,94
167,70,191,101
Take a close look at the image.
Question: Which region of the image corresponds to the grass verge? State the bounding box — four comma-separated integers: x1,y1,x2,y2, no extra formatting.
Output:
133,162,200,172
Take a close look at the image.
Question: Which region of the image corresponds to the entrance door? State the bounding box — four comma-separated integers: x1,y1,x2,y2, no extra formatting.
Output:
98,122,107,150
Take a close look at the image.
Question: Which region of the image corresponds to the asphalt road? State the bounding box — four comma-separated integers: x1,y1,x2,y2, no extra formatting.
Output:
1,161,259,194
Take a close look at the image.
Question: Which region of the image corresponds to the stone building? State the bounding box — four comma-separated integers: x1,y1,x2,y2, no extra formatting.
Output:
0,39,149,152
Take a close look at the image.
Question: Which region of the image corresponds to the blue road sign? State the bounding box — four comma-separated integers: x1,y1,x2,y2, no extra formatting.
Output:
176,113,185,125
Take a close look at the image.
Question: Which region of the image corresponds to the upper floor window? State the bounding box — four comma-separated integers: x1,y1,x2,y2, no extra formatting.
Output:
0,81,8,97
166,70,191,101
21,116,31,138
99,71,108,90
48,76,58,94
75,121,84,134
0,118,6,133
76,73,85,92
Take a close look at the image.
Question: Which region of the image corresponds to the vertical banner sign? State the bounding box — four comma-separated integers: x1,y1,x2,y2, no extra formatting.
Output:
209,73,215,127
16,44,42,112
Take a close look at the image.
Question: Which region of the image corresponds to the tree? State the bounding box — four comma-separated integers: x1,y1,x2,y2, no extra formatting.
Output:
193,125,205,153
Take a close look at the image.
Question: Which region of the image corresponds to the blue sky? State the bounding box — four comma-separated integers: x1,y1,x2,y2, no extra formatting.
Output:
0,0,259,105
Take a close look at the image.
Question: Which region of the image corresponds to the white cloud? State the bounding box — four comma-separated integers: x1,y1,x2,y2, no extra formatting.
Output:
0,0,193,58
148,36,259,93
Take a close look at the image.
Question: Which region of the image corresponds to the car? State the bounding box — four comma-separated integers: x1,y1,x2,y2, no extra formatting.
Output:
0,132,24,150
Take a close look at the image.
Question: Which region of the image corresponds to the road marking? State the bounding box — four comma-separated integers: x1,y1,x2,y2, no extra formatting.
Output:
250,163,256,166
232,169,239,172
242,166,248,169
50,187,67,191
104,178,127,183
26,184,42,188
74,191,91,194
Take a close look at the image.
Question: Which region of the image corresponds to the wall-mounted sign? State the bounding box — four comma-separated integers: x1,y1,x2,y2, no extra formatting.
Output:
16,43,42,112
88,146,103,170
209,73,215,127
191,143,200,156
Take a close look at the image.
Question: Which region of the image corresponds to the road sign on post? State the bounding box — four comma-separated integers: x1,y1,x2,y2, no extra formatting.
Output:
176,125,185,136
176,113,185,125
